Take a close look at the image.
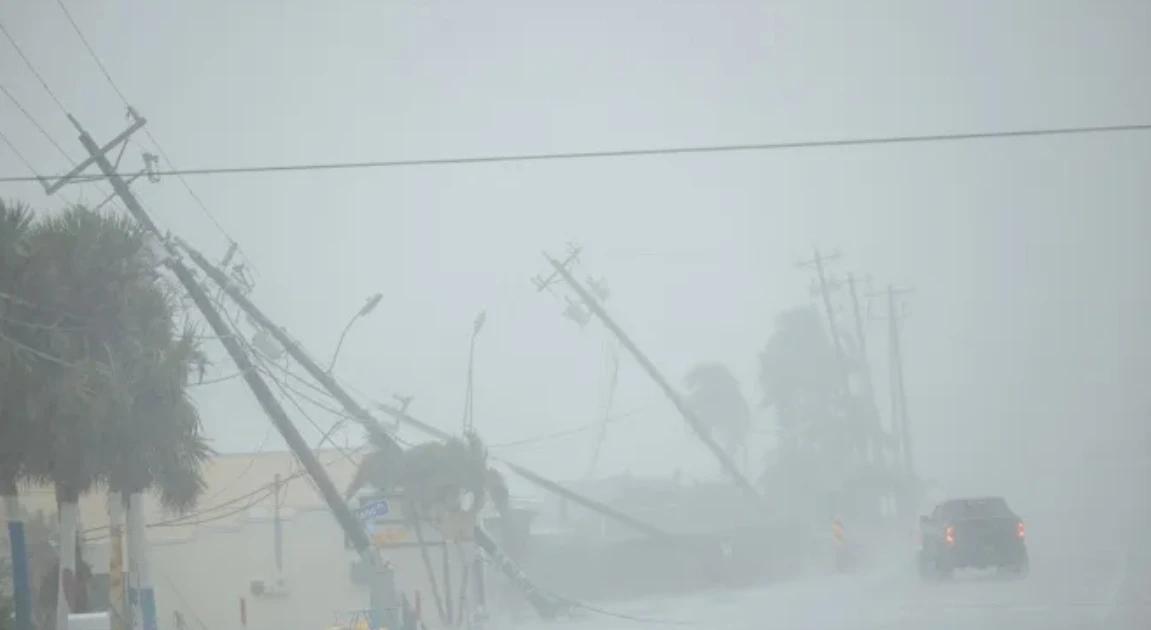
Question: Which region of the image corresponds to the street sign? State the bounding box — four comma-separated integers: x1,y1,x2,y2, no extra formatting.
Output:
370,527,407,548
354,499,389,521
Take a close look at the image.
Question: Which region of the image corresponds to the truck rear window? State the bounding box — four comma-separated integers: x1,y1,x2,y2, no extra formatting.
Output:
940,497,1013,519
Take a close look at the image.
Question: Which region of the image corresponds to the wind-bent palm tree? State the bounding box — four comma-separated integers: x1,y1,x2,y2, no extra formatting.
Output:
346,430,508,518
346,429,508,624
683,362,752,466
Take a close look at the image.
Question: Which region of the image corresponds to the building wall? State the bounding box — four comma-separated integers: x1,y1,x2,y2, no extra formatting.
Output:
1,450,476,630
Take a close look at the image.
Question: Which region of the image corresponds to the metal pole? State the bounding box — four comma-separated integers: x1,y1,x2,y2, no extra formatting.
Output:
273,474,283,575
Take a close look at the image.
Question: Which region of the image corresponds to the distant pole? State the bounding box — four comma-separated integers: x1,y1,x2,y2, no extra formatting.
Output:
846,274,874,400
846,273,884,465
273,474,283,576
886,284,915,476
462,311,486,434
797,248,851,389
442,536,454,624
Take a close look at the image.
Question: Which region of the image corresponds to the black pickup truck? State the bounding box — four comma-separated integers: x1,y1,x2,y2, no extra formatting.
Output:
917,496,1029,579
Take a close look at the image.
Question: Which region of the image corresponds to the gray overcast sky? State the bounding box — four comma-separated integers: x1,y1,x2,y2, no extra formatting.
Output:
2,1,1149,501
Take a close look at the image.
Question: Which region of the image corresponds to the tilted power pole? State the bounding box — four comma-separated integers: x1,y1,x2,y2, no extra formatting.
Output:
797,248,852,389
43,113,403,629
868,283,917,519
538,249,767,513
177,240,567,619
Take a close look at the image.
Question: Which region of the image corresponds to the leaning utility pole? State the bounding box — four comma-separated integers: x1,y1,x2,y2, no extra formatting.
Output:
845,272,892,466
538,249,766,512
46,113,401,629
173,238,674,548
845,273,874,402
797,248,852,389
867,282,916,498
178,242,566,620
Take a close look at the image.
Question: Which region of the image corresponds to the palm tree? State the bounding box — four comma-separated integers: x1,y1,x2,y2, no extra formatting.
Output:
1,200,53,630
105,321,211,630
346,430,508,518
346,429,507,624
6,205,209,630
683,362,752,469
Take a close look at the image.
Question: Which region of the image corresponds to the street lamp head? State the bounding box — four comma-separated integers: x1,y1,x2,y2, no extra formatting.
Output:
358,292,384,317
473,310,487,336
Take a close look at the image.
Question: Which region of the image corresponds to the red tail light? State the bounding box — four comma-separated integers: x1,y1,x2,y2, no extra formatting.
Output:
944,525,955,545
1017,521,1026,538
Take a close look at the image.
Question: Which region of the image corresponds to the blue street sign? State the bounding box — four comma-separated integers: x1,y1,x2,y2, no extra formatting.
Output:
354,499,390,521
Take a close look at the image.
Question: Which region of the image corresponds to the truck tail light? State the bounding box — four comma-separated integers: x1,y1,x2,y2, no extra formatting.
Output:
944,525,955,545
1017,521,1026,538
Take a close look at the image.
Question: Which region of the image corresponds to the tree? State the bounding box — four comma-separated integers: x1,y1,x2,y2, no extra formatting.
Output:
683,362,752,464
346,429,507,624
0,204,210,630
1,201,56,630
757,307,841,452
346,430,508,518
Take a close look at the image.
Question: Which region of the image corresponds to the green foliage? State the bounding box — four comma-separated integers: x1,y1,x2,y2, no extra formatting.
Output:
0,200,211,510
348,429,508,518
684,362,751,456
758,306,841,446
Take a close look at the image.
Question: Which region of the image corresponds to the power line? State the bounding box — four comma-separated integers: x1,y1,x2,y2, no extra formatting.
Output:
0,128,38,175
0,81,74,163
2,121,1148,186
0,18,69,113
51,0,128,105
52,0,260,276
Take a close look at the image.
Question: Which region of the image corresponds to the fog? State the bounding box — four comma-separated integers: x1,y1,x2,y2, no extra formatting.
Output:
2,1,1149,628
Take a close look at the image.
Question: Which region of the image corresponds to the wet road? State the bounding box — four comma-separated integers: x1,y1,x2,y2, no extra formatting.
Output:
517,540,1148,629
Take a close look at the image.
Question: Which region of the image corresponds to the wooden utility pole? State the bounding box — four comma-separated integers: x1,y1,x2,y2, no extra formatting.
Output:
867,282,916,496
160,238,671,547
885,284,916,477
845,273,874,401
539,249,766,512
797,248,852,389
46,113,402,627
845,272,893,466
178,244,567,619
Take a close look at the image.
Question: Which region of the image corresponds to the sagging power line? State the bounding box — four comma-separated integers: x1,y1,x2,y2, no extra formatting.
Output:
2,121,1149,185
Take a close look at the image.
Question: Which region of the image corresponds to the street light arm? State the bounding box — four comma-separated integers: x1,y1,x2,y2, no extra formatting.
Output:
326,314,359,373
327,293,384,373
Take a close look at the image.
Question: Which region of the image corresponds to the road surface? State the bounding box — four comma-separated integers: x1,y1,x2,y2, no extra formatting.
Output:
512,532,1148,629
